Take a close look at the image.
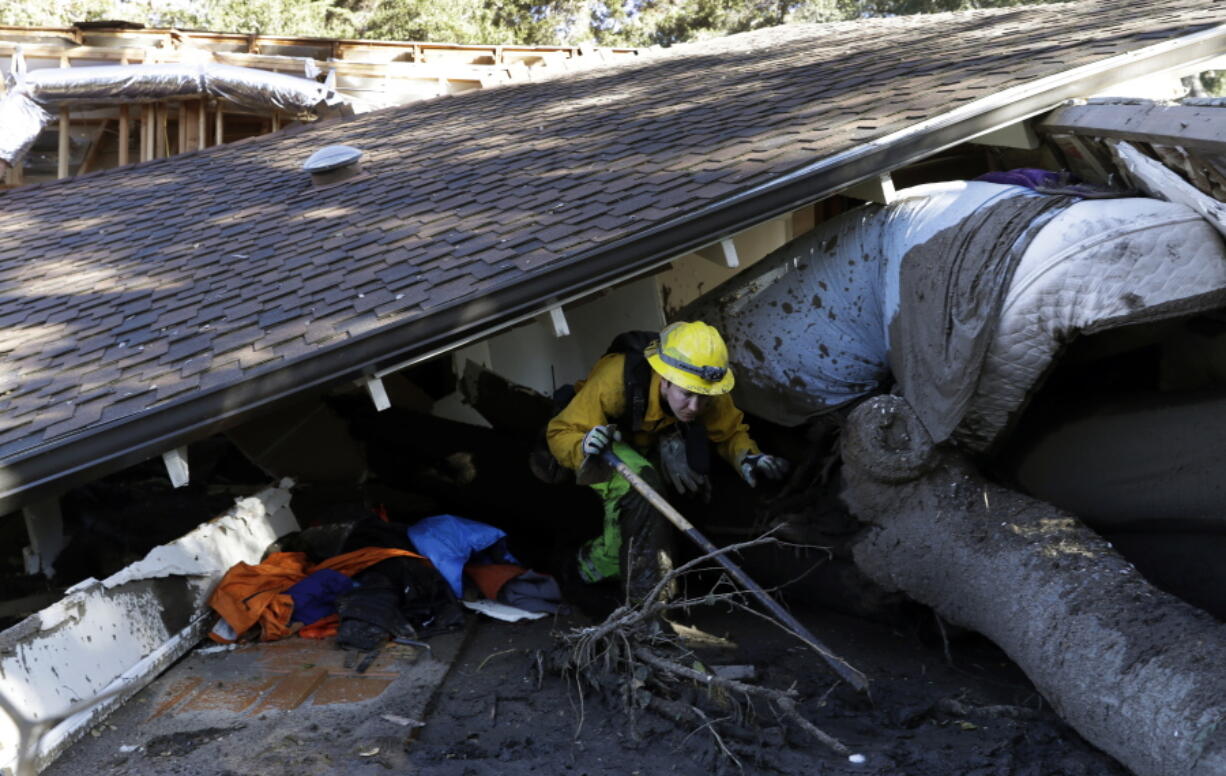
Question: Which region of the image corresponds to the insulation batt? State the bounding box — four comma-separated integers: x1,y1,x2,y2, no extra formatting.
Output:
0,60,347,164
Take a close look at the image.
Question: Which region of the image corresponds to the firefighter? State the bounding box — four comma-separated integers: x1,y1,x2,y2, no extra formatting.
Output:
546,321,789,603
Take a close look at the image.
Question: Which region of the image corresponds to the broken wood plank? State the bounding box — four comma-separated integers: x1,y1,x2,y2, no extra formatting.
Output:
1042,102,1226,156
1109,139,1226,240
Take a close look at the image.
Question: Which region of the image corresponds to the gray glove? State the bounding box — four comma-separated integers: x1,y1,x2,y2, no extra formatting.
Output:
658,431,711,501
582,424,621,457
739,453,790,487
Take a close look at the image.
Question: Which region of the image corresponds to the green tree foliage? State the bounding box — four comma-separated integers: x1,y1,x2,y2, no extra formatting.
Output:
0,0,1072,46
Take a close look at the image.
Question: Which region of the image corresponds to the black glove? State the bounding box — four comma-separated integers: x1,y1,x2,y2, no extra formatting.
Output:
658,431,710,500
739,453,790,487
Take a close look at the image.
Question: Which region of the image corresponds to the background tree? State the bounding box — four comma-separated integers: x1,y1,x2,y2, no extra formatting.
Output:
0,0,1076,47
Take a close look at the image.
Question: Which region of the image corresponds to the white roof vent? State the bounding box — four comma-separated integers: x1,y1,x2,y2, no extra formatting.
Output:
303,145,364,187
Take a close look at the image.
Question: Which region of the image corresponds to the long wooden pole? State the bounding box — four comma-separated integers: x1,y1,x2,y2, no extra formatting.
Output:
600,449,868,691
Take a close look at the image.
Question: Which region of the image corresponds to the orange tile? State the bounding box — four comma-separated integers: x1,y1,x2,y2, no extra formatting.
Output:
180,678,276,713
311,675,394,705
251,668,329,712
147,676,204,719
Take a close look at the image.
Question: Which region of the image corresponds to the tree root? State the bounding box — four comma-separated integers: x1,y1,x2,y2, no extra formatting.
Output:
545,534,856,766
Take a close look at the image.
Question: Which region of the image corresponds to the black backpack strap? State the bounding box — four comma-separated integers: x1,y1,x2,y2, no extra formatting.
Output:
605,330,657,432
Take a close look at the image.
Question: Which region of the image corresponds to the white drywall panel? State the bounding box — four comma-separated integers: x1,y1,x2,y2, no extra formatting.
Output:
0,482,298,775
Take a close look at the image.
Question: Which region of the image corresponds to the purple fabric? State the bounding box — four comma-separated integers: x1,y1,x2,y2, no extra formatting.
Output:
287,568,357,625
975,168,1063,190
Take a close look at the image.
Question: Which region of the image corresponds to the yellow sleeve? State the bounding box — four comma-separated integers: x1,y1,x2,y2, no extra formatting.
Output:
702,394,760,467
546,354,628,471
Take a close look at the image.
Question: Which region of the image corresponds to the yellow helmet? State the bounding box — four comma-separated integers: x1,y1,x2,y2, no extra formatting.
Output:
645,321,735,396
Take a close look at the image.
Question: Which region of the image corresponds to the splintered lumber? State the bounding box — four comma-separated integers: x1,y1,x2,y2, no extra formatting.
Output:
1110,139,1226,240
840,395,1226,776
1042,102,1226,156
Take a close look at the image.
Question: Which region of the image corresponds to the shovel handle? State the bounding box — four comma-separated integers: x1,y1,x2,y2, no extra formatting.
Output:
600,450,868,692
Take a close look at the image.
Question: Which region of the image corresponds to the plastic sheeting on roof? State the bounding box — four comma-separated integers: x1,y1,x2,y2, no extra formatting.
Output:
0,52,348,164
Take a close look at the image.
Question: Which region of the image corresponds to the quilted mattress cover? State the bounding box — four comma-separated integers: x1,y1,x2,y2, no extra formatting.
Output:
684,180,1226,451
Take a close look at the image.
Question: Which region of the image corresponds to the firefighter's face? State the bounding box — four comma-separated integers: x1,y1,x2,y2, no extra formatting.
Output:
660,379,710,422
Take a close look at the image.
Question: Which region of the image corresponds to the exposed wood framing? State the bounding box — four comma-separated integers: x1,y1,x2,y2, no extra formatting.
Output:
697,237,740,268
157,104,169,158
57,109,70,179
117,105,130,165
215,103,224,145
1042,102,1226,156
0,26,638,186
141,104,153,161
76,120,109,176
1048,133,1116,185
181,100,201,152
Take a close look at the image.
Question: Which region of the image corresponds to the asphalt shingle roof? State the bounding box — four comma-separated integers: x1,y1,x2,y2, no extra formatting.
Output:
0,0,1222,504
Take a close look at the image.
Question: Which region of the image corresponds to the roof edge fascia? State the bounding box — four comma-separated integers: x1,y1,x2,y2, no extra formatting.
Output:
0,19,1222,513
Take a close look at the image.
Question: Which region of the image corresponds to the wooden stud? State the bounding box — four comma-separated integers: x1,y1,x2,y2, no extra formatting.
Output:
177,102,186,155
271,112,281,132
157,103,169,157
118,105,130,165
215,102,225,145
181,100,202,153
57,108,69,179
141,104,152,161
197,100,207,150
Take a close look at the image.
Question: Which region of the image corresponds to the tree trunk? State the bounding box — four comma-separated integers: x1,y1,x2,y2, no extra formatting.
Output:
840,395,1226,776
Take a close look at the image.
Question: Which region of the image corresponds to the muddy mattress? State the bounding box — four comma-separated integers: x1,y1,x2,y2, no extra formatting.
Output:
684,180,1226,450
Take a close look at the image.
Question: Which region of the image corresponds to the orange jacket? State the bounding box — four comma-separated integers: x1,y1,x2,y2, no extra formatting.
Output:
208,547,422,643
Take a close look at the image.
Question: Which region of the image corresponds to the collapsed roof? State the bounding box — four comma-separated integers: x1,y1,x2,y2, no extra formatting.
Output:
0,0,1223,513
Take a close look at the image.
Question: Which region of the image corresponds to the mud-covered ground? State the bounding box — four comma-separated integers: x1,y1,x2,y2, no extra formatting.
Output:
410,601,1129,776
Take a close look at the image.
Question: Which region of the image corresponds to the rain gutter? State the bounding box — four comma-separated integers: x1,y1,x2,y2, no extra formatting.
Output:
0,21,1223,514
